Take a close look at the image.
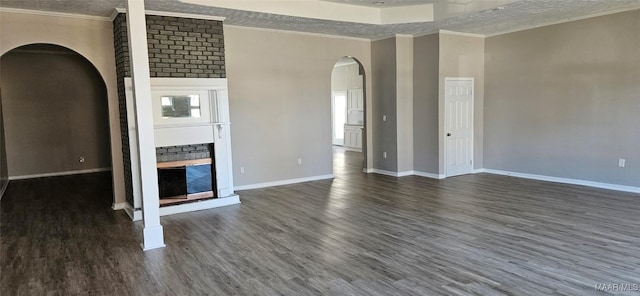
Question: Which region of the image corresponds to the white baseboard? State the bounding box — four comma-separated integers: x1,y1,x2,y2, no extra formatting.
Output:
159,195,240,216
124,196,241,221
124,202,142,221
370,169,402,177
9,168,112,180
363,168,375,173
371,169,445,179
413,171,446,179
235,174,334,191
111,202,127,210
482,169,640,194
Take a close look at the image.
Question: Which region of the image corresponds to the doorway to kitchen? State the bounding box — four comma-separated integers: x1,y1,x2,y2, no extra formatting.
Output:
331,56,366,173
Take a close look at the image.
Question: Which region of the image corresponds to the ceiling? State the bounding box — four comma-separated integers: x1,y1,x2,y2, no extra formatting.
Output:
1,0,639,39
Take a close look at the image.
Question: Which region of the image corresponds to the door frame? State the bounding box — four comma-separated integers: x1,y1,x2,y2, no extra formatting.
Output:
444,77,474,177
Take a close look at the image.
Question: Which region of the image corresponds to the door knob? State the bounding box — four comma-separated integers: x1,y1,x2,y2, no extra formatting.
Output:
447,133,451,137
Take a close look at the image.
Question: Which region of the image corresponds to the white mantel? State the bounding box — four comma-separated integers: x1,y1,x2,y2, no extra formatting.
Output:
124,77,240,220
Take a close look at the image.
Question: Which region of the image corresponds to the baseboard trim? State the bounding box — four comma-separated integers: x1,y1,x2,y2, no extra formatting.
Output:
159,195,240,216
9,168,112,181
413,171,446,179
111,202,126,210
482,169,640,194
371,169,445,179
370,169,402,177
363,168,375,173
124,203,142,221
235,174,334,191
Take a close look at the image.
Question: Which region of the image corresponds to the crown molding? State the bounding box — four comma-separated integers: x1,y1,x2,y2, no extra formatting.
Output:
0,7,110,21
110,8,226,22
223,24,372,43
438,30,486,38
395,34,415,38
486,6,640,37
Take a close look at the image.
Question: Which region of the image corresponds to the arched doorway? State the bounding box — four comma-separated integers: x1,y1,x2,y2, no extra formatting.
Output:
331,56,366,174
0,44,112,195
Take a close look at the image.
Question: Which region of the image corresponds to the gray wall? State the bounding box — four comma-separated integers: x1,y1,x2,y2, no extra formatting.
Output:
396,36,414,173
371,37,398,172
439,33,485,173
0,45,111,177
224,26,371,186
484,10,640,186
413,34,440,174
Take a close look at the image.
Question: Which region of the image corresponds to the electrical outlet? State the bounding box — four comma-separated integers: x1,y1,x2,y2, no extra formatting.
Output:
383,152,387,159
79,157,85,163
240,167,245,174
298,158,302,165
383,115,387,122
618,158,626,168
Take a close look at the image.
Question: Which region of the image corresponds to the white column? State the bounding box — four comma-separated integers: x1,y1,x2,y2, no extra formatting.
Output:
126,0,165,250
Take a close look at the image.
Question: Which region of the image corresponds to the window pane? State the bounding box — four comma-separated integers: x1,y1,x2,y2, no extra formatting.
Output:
161,95,201,118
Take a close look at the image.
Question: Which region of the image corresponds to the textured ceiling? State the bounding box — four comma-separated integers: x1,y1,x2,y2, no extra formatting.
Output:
1,0,639,39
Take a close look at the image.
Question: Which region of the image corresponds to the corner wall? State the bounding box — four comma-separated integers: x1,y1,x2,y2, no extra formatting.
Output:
371,37,398,172
484,9,640,187
413,34,439,174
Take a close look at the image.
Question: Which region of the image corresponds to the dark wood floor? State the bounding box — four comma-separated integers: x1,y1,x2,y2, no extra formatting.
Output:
2,148,640,295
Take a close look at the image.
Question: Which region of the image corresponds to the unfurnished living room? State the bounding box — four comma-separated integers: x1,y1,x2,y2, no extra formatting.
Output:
0,0,639,295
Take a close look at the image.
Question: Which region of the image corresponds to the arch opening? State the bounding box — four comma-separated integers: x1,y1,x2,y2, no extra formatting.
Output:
330,56,367,173
0,43,112,188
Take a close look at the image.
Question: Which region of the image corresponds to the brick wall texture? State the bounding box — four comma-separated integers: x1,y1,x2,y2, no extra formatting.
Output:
112,13,225,206
156,144,212,163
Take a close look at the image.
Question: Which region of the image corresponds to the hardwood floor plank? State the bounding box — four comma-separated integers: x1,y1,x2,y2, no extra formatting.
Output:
2,148,639,295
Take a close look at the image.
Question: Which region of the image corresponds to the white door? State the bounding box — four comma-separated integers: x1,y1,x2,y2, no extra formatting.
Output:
445,78,474,177
332,92,347,145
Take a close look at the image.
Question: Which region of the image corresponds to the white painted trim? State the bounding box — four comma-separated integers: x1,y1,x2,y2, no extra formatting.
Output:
142,225,165,251
145,10,225,21
482,169,640,194
363,168,375,174
370,169,402,177
397,171,414,177
111,202,127,210
395,34,415,38
124,203,143,221
159,195,240,216
9,168,112,181
411,31,439,39
413,171,446,179
235,174,334,191
472,168,486,174
111,7,226,21
224,25,372,42
439,30,486,38
486,6,640,38
373,170,445,179
0,7,111,21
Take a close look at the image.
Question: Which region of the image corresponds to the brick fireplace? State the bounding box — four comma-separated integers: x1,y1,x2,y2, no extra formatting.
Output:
113,12,238,220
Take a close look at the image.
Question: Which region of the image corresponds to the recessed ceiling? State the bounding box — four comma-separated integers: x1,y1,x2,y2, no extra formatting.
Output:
179,0,436,25
0,0,639,40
